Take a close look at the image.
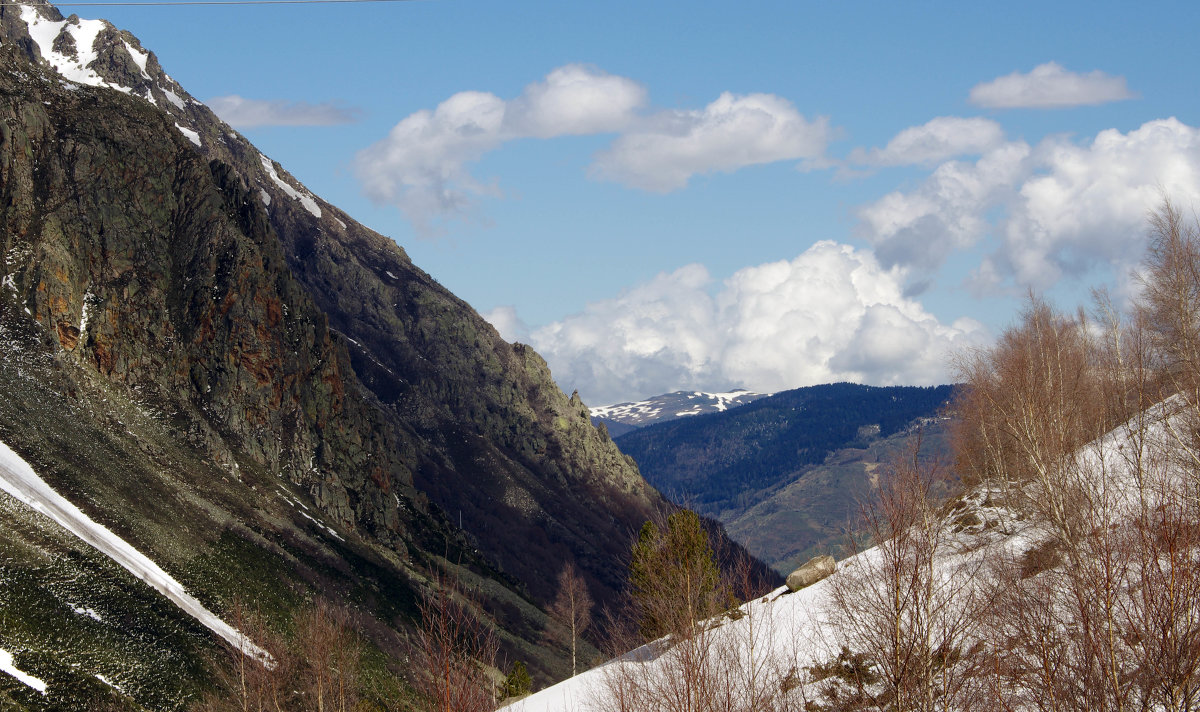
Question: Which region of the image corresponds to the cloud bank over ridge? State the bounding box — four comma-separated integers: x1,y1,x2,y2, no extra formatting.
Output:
207,95,362,127
492,242,984,404
858,118,1200,294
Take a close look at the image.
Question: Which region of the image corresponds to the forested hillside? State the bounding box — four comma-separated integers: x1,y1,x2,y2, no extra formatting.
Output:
615,383,955,517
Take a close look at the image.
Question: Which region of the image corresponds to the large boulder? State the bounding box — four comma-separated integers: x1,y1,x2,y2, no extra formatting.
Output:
786,555,836,591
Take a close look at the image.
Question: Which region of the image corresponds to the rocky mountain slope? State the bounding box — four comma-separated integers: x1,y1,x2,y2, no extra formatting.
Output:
0,2,685,706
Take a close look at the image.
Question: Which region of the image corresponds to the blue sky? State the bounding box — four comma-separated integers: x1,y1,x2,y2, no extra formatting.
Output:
90,0,1200,403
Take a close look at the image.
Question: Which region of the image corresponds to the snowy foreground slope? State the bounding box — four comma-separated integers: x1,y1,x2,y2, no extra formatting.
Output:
0,440,268,673
512,397,1191,712
508,488,1021,712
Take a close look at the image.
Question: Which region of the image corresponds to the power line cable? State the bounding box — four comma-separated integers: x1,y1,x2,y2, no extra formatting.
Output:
0,0,420,5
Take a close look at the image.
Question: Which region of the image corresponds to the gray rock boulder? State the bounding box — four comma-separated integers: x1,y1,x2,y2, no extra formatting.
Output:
786,555,836,591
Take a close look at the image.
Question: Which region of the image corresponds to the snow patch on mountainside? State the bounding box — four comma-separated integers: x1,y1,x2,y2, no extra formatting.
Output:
259,153,322,218
0,647,47,694
591,389,769,425
175,122,201,147
0,439,270,664
161,87,186,110
21,8,131,94
121,40,150,79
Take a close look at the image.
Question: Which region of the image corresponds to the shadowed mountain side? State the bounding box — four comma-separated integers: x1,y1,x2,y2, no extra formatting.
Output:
613,383,955,572
0,6,675,700
615,383,955,516
0,0,663,612
725,417,954,573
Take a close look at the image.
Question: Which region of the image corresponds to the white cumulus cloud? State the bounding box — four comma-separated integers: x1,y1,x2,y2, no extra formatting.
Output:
504,64,647,138
356,71,835,232
355,90,508,233
856,118,1200,294
986,118,1200,290
529,242,983,404
968,62,1135,109
354,64,646,234
857,141,1032,274
592,92,834,192
206,95,362,127
849,116,1006,167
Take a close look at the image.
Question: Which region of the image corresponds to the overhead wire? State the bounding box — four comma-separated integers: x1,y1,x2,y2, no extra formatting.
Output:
0,0,420,5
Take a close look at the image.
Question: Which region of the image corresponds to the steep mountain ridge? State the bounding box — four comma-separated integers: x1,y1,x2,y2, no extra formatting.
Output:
0,0,659,605
0,2,678,705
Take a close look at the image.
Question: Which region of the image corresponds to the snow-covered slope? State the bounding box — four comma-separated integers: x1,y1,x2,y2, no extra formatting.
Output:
0,647,46,695
0,440,268,671
509,492,1017,711
513,397,1194,711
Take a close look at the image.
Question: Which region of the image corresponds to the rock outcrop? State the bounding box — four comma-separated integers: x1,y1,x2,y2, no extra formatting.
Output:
0,0,671,700
786,555,836,591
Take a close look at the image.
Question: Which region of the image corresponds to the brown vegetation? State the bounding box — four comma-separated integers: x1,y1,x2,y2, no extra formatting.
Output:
822,442,988,712
585,200,1200,712
410,573,499,712
191,599,362,712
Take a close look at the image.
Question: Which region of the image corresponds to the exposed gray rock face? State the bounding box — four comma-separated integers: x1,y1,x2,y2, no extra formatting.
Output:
786,555,836,591
0,0,673,700
0,0,665,610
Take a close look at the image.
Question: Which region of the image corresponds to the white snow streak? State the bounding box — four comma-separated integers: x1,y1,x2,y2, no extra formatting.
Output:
95,673,125,693
161,87,186,110
72,605,103,622
258,153,322,218
122,41,150,79
0,648,47,694
78,288,93,334
0,440,270,663
174,122,201,147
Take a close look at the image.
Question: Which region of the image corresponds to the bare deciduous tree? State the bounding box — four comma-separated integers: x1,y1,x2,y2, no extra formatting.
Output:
548,560,594,678
823,444,987,712
953,296,1113,546
190,598,361,712
297,601,360,712
411,573,498,712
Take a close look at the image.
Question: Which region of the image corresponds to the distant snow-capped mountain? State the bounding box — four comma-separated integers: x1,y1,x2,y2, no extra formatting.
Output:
590,389,769,435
